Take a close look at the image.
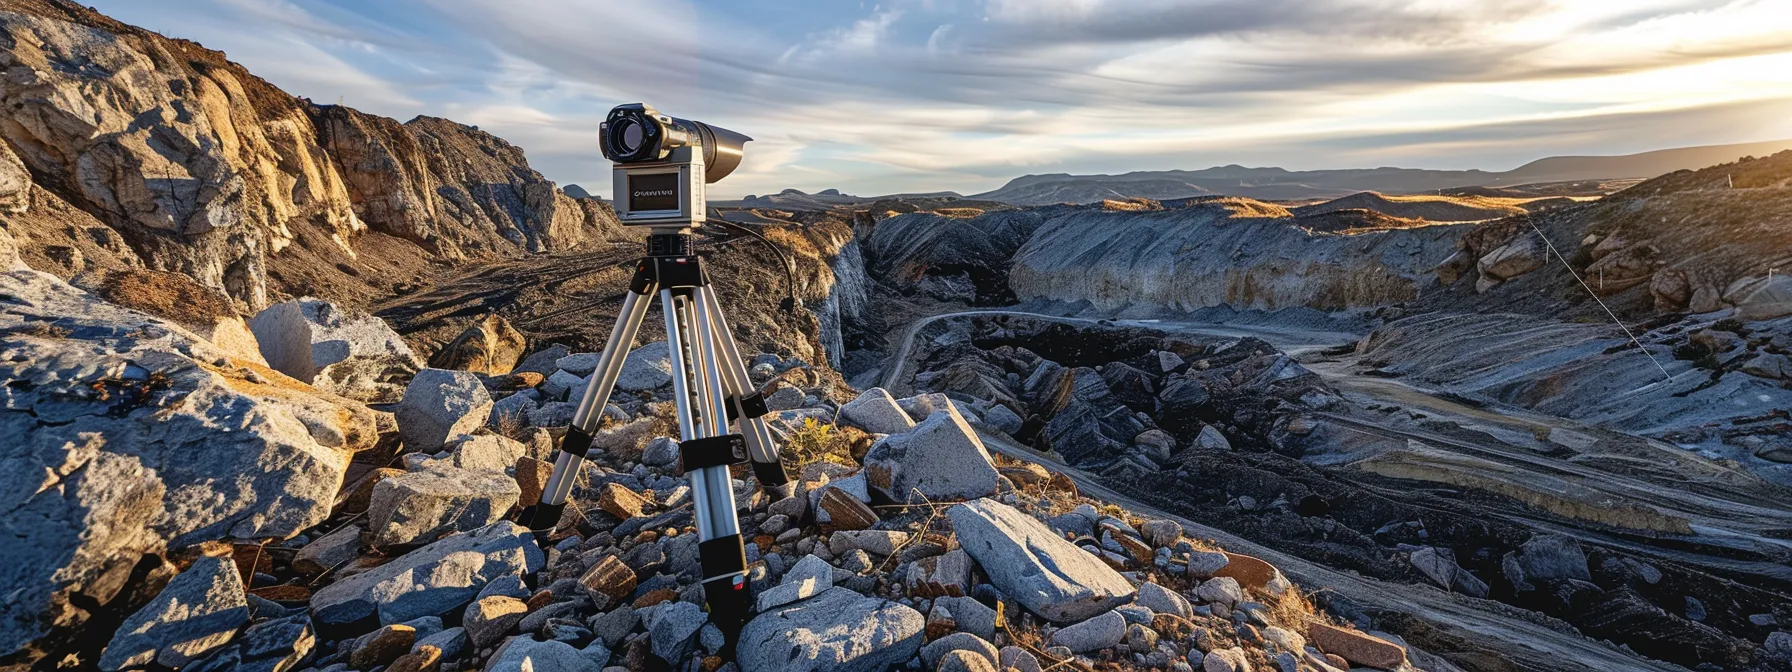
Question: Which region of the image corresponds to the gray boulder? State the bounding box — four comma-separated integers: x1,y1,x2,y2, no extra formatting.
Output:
1194,425,1231,451
554,351,604,376
486,636,609,672
1135,582,1192,620
647,600,706,662
249,297,422,403
755,554,834,612
397,369,493,451
487,392,538,430
99,555,249,670
1,271,372,656
983,404,1024,435
737,587,923,672
1514,534,1591,582
616,341,673,391
442,433,526,473
367,465,521,547
293,524,364,575
934,596,997,641
863,406,999,503
840,387,916,434
641,436,680,468
920,632,998,669
542,369,587,400
514,344,572,376
948,498,1135,623
1048,609,1124,653
310,521,544,628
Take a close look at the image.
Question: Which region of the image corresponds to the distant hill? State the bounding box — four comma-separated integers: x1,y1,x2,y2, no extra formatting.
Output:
1495,139,1792,184
714,188,965,210
1291,192,1527,223
971,139,1792,205
562,183,594,199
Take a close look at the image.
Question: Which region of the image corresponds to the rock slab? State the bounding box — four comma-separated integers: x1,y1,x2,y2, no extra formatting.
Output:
737,587,924,672
99,555,249,670
948,498,1135,623
367,466,521,547
249,298,422,403
310,521,544,629
1,272,370,656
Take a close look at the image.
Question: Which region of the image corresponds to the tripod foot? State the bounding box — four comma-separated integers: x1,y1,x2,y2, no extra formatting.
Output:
751,460,790,491
521,502,566,539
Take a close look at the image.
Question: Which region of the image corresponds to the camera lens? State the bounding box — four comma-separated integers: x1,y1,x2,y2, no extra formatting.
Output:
618,119,644,153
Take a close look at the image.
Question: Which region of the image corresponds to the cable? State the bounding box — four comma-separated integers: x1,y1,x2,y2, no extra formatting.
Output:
710,217,801,312
1524,216,1673,382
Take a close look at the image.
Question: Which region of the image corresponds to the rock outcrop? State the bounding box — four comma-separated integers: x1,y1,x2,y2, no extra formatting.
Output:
864,210,1048,304
0,268,373,657
0,0,628,314
1008,199,1465,313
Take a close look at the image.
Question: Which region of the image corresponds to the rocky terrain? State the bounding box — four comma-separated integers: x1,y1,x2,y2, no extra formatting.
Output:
0,0,634,316
2,231,1442,672
6,1,1792,671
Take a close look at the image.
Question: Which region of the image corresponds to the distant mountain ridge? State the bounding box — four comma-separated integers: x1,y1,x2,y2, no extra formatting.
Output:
971,139,1792,205
716,187,965,210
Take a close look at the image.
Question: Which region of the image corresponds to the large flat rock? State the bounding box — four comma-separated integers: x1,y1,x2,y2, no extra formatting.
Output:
367,465,520,547
737,587,923,672
947,498,1135,623
310,522,543,631
0,271,372,657
98,554,249,670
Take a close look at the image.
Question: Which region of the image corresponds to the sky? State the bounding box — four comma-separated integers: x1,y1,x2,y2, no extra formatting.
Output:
90,0,1792,199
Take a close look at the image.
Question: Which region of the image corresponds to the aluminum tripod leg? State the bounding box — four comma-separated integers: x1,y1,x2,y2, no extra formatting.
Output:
665,288,751,646
698,287,789,490
526,283,653,532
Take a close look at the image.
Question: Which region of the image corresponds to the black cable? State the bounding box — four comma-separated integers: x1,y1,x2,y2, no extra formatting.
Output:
710,217,800,312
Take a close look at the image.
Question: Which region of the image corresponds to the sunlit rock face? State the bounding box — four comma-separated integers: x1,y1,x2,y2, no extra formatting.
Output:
0,3,625,312
1008,199,1467,314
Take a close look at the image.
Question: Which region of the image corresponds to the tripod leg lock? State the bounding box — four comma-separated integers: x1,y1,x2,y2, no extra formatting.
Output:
726,392,770,423
679,434,747,473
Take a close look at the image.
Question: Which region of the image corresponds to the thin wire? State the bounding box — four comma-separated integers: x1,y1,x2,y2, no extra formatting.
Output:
1525,217,1673,382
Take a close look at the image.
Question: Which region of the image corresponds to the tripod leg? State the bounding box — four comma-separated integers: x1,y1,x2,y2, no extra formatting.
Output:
525,271,656,533
666,290,752,646
697,287,791,490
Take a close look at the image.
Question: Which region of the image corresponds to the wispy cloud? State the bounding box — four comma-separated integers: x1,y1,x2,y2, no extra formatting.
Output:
88,0,1792,197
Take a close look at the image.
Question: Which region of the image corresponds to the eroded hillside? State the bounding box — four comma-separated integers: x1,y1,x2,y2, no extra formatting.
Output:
0,0,633,313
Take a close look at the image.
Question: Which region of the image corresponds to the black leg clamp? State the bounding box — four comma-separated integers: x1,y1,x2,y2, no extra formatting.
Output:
559,428,595,458
679,434,747,473
726,392,770,423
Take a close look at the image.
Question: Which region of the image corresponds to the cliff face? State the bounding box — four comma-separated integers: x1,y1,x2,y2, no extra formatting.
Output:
1007,198,1468,314
0,0,625,312
1431,151,1792,321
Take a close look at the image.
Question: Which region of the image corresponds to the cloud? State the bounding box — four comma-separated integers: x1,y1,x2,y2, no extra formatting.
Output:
84,0,1792,197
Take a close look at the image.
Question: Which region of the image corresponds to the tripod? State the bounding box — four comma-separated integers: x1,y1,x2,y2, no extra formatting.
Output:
524,229,790,644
